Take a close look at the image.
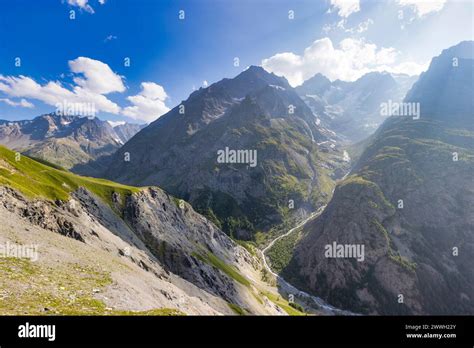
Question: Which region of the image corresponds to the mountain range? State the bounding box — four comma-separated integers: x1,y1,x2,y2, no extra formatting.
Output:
296,71,418,143
0,40,472,316
0,114,144,174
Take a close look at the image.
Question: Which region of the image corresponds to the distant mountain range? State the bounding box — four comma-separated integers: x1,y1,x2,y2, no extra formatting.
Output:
296,71,418,142
0,114,144,174
284,41,474,315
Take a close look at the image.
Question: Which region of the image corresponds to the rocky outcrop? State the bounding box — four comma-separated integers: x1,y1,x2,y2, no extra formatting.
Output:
0,184,283,315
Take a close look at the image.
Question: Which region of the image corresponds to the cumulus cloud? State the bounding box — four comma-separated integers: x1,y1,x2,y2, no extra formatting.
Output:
329,0,360,18
67,0,95,13
397,0,447,17
0,75,122,114
0,57,171,122
69,57,125,94
66,0,107,13
0,98,34,108
0,57,124,114
123,82,170,122
262,37,426,86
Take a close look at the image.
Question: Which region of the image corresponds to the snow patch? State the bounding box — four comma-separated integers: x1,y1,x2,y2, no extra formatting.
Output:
343,150,351,162
107,120,126,128
269,84,285,91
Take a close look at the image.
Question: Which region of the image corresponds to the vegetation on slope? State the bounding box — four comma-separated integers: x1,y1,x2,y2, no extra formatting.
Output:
192,251,251,287
0,145,140,208
261,291,306,316
265,228,305,274
0,257,183,316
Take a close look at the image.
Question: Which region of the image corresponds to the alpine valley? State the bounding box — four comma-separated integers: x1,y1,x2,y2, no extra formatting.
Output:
0,40,472,316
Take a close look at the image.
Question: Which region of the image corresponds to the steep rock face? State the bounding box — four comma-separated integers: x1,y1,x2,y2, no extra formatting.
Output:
296,72,418,142
288,118,474,315
288,41,474,315
104,67,348,239
0,145,291,314
0,114,142,173
122,187,259,302
112,122,146,143
0,184,284,315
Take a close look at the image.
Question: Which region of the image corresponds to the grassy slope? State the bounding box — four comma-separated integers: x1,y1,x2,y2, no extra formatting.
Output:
0,145,140,208
0,256,184,316
0,145,307,316
0,146,188,315
192,251,251,287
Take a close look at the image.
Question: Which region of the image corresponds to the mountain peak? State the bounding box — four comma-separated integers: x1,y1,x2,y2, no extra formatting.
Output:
245,65,267,73
296,73,332,95
233,65,290,89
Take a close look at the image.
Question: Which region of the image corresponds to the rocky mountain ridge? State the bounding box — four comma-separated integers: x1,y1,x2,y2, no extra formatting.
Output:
0,114,144,173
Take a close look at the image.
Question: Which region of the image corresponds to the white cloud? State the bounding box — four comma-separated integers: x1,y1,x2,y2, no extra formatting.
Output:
122,82,170,122
349,18,374,33
0,75,122,114
203,80,209,87
329,0,360,18
69,57,125,94
262,37,425,86
0,57,171,122
104,35,117,42
0,57,124,114
397,0,447,17
323,18,373,34
0,98,34,108
67,0,94,14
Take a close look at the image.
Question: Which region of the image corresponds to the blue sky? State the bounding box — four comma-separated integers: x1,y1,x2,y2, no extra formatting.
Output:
0,0,472,123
